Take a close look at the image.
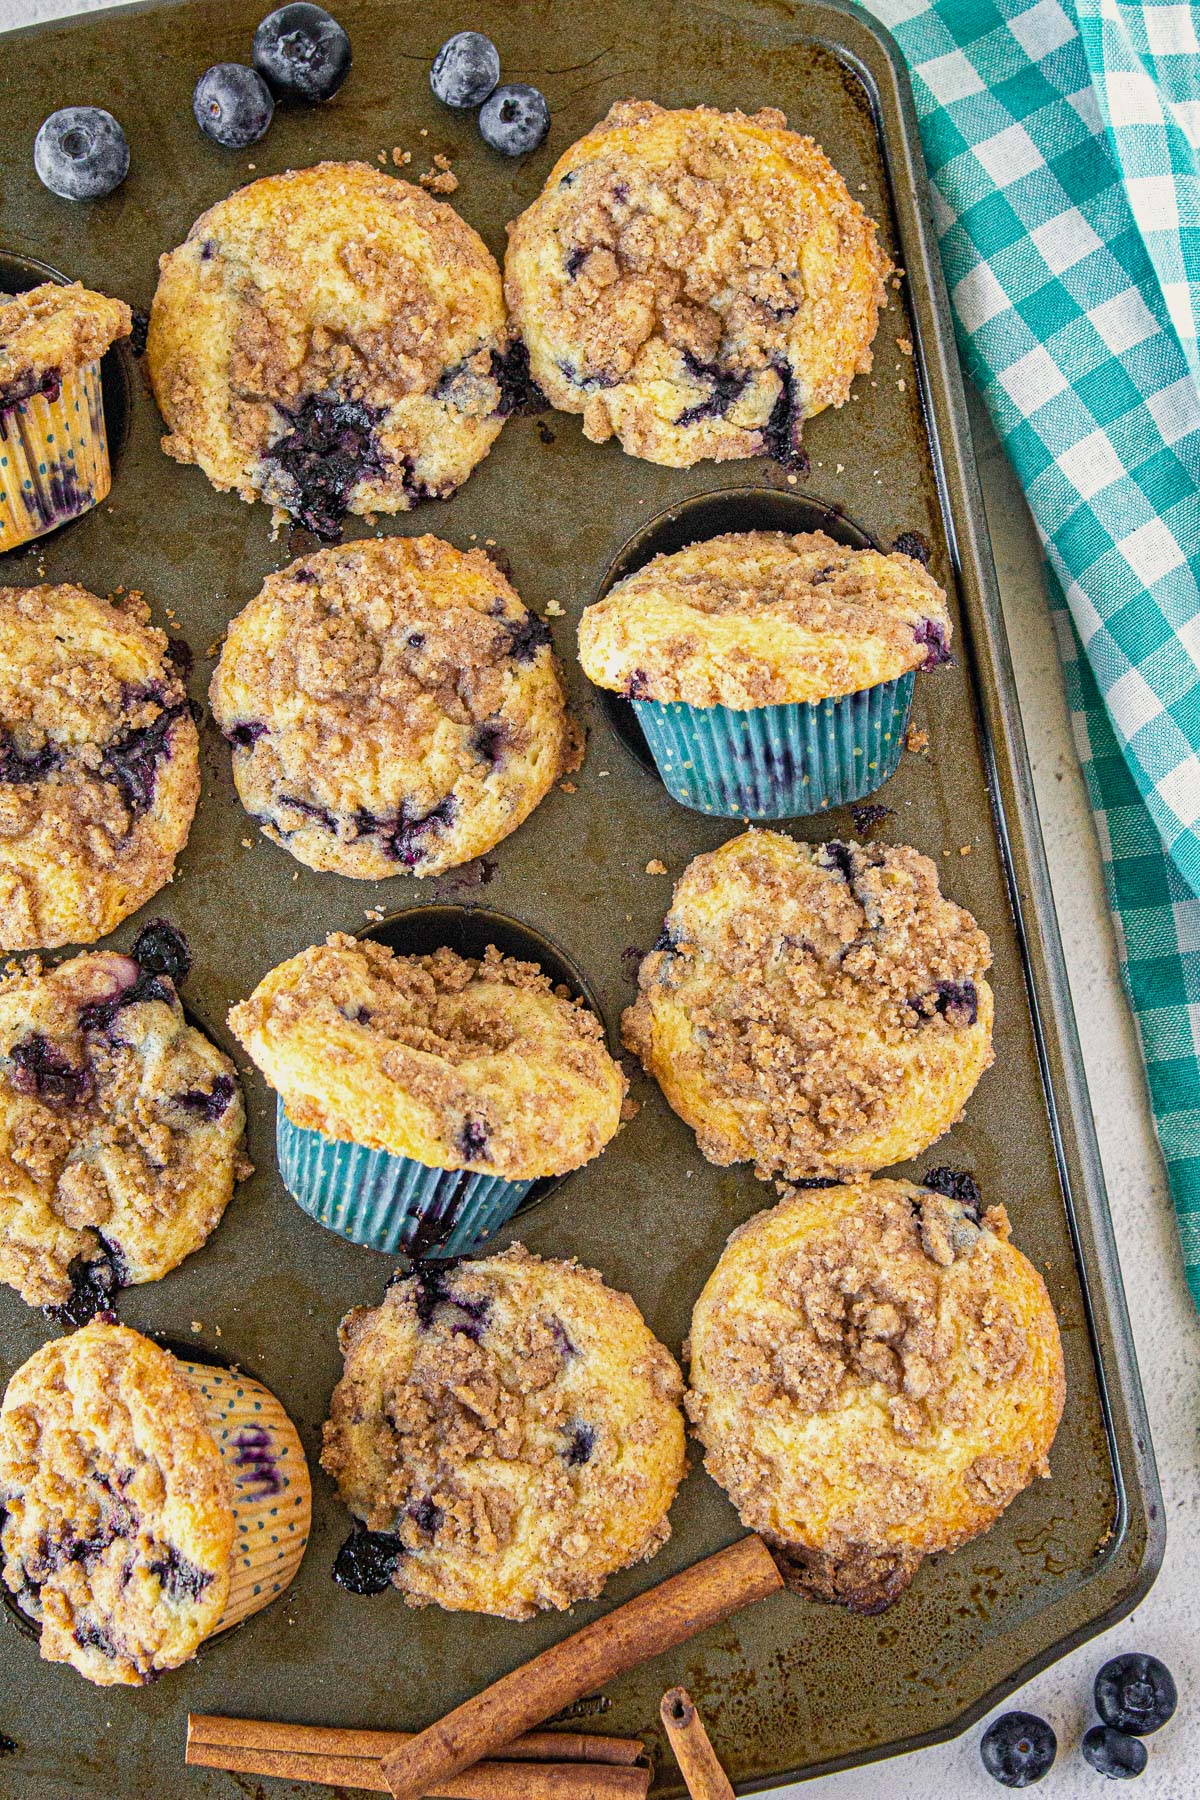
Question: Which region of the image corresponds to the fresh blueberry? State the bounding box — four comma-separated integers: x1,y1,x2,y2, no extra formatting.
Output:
1081,1726,1147,1779
253,4,351,104
193,64,275,149
479,84,550,157
1095,1655,1177,1736
430,31,499,109
34,107,129,201
979,1712,1057,1787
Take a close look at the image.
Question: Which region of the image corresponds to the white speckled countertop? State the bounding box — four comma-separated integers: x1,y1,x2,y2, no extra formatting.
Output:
2,1,1197,1791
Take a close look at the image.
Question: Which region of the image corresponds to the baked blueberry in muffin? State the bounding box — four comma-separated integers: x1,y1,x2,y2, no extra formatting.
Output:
623,830,993,1181
228,932,625,1181
685,1180,1064,1611
0,584,200,952
504,101,891,469
321,1244,686,1617
147,162,513,535
209,536,579,879
0,927,248,1310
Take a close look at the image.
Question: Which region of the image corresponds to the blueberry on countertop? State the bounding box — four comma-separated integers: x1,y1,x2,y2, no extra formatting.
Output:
254,4,351,104
34,107,129,200
1094,1654,1177,1736
479,83,550,156
193,63,275,148
980,1712,1057,1787
430,30,500,108
1081,1725,1148,1780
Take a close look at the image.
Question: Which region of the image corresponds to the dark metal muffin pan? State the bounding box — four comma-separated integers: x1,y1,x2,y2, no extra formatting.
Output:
0,1,1161,1795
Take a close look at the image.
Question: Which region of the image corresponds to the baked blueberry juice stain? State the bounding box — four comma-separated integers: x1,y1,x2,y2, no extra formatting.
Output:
232,1424,284,1497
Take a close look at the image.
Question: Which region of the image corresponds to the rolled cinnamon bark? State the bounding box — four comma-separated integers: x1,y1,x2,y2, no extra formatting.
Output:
659,1689,734,1800
186,1714,646,1765
185,1738,650,1798
380,1536,783,1800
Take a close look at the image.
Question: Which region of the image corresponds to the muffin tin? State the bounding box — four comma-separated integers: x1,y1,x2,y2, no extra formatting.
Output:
0,0,1161,1795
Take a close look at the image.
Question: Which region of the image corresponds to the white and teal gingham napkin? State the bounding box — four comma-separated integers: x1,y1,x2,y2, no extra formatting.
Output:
860,0,1200,1306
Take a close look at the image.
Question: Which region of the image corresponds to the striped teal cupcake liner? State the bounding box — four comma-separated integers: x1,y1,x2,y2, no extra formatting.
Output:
275,1098,533,1258
0,360,111,551
632,672,915,818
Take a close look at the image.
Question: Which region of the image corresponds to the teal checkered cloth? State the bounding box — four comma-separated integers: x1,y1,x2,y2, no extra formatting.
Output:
864,0,1200,1304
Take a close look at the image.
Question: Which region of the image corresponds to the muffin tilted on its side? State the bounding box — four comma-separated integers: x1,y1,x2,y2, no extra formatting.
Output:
322,1244,687,1618
579,528,951,815
504,100,892,470
147,162,513,538
229,932,626,1257
0,281,131,550
623,830,993,1182
0,1322,310,1686
0,584,200,952
0,924,249,1312
685,1180,1065,1612
210,536,579,879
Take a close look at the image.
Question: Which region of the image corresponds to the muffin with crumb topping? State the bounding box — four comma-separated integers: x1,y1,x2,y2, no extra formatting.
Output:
229,932,626,1257
686,1179,1064,1612
0,1321,310,1686
0,922,249,1312
579,529,950,817
0,583,200,952
623,830,993,1181
504,100,891,471
0,281,131,550
210,535,579,879
322,1244,686,1618
148,162,515,538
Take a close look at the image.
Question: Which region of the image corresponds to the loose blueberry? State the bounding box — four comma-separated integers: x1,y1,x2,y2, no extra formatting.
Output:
980,1712,1057,1787
1095,1654,1177,1736
430,30,500,109
253,4,351,103
333,1522,404,1594
130,920,192,986
34,107,129,201
1080,1726,1147,1780
479,83,550,157
193,64,275,149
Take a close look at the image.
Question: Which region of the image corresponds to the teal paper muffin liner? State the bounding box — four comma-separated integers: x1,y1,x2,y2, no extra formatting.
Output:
632,672,916,818
275,1098,533,1258
0,360,111,551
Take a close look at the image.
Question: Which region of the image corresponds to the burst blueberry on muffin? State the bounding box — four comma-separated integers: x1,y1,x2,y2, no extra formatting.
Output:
147,162,514,537
685,1179,1064,1612
623,831,993,1182
0,1322,310,1686
0,281,131,551
579,529,951,816
0,923,249,1313
209,536,579,879
229,932,626,1256
321,1244,686,1617
504,100,891,470
0,584,200,952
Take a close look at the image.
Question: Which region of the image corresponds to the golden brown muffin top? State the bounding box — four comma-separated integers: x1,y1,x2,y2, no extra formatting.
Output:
0,282,130,406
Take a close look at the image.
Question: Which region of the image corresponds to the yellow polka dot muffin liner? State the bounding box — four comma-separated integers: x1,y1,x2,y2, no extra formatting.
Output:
633,674,915,818
0,360,111,551
176,1359,311,1635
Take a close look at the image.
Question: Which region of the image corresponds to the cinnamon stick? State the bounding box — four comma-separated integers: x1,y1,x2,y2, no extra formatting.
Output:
186,1738,650,1799
380,1536,783,1800
659,1689,734,1800
187,1715,645,1766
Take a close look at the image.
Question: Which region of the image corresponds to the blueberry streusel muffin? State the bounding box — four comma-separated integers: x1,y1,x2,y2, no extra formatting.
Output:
0,584,200,952
579,530,951,816
0,923,248,1311
321,1244,686,1617
209,535,578,879
623,831,993,1181
0,282,131,551
147,162,513,537
685,1179,1064,1611
504,101,891,470
229,932,625,1255
0,1322,311,1685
